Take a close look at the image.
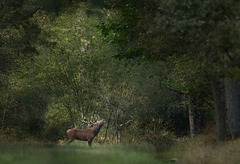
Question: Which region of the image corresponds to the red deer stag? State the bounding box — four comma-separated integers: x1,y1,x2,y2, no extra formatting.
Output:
67,119,105,146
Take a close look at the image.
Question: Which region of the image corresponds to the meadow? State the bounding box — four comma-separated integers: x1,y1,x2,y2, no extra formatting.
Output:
0,143,169,164
1,137,240,164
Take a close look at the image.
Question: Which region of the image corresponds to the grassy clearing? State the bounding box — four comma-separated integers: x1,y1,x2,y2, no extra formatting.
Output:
0,143,168,164
177,139,240,164
161,133,240,164
4,132,240,164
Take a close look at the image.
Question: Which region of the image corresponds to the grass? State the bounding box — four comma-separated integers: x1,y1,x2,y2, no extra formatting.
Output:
161,133,240,164
4,131,240,164
177,139,240,164
0,143,169,164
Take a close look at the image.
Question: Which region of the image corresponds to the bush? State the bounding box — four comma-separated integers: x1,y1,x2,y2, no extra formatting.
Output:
145,132,176,152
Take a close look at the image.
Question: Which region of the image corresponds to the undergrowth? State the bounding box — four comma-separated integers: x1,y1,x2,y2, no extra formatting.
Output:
162,127,240,164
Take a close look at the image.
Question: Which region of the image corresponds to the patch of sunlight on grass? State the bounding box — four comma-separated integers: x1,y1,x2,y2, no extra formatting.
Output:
0,143,166,164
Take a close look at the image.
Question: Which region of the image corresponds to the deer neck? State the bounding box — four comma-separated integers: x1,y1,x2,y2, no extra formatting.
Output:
92,124,103,135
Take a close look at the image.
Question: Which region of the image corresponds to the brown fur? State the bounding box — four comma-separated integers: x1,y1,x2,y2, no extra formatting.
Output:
67,119,105,146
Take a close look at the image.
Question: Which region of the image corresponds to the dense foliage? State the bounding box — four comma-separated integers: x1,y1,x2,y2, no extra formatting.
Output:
1,0,240,150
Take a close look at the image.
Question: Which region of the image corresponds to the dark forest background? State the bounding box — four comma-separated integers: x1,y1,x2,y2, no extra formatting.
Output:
1,0,240,151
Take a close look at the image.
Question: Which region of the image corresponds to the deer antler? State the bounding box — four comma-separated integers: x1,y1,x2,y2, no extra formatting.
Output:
90,120,99,125
81,119,99,125
80,119,93,124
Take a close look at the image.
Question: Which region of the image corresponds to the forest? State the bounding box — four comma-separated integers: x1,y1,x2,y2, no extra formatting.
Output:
1,0,240,163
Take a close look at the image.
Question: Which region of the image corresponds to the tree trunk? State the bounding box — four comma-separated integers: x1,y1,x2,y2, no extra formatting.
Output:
116,129,121,144
103,116,111,143
225,78,240,139
206,49,227,142
188,94,199,138
212,78,227,142
0,108,7,140
64,103,74,123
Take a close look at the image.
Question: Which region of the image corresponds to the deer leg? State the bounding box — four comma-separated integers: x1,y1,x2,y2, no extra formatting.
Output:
67,139,74,145
88,139,92,146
